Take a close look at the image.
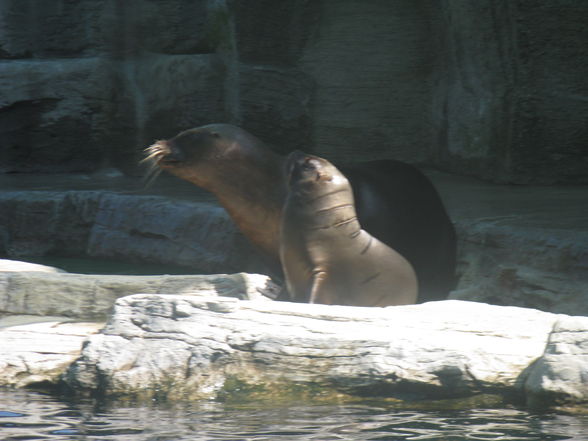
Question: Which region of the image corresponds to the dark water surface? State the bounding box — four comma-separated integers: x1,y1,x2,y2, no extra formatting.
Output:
1,390,587,441
20,256,204,276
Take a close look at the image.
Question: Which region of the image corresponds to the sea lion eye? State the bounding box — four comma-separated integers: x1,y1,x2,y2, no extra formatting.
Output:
210,132,220,138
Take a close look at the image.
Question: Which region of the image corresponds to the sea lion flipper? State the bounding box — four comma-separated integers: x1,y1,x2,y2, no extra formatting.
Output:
308,270,329,304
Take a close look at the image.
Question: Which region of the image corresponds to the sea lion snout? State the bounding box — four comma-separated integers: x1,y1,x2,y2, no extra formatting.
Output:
285,151,328,186
144,140,188,168
159,141,186,166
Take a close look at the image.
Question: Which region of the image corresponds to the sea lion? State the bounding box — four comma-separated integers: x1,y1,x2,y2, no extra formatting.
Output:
280,151,418,306
143,123,456,302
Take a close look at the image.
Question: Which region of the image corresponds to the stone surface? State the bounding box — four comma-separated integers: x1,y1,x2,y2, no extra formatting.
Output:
0,0,226,174
434,172,588,316
66,295,574,404
2,0,587,182
0,190,268,274
0,315,103,388
0,259,63,273
432,0,588,184
524,315,588,407
1,173,586,317
0,268,275,320
297,0,436,164
0,57,111,173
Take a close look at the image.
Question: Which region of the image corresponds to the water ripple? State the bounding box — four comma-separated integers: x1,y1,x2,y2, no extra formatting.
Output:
0,390,587,441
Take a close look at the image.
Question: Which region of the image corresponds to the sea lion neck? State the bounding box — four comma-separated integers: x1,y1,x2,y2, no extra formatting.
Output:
210,149,288,261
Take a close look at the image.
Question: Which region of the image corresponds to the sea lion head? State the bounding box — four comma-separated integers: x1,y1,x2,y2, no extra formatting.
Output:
285,150,350,197
143,123,272,190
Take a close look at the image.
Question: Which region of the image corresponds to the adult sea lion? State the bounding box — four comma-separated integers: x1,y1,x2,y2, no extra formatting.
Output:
280,151,418,306
143,123,456,302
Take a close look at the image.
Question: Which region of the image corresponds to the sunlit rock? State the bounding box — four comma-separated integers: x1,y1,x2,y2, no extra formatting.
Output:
524,315,588,407
0,268,276,320
0,259,63,273
65,296,588,407
0,316,103,388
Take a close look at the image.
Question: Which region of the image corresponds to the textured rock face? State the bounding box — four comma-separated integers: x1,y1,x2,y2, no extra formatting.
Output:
1,268,586,407
298,1,436,164
432,1,588,183
0,316,103,389
64,295,588,407
0,268,275,320
525,316,588,407
451,222,588,316
0,0,225,173
2,184,586,317
2,1,587,182
0,269,275,388
0,191,268,275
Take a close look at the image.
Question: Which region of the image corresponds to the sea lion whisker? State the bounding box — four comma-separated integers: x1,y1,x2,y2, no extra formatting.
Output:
142,164,162,188
141,151,162,165
141,141,169,164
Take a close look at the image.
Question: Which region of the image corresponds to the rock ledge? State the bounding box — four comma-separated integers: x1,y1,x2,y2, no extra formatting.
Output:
62,295,588,408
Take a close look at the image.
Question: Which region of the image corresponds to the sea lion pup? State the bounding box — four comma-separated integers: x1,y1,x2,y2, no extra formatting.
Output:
143,123,456,302
280,151,418,306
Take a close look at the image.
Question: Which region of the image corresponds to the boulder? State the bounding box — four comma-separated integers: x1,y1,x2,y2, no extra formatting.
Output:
0,270,276,389
0,191,268,274
524,315,588,407
0,315,103,388
64,295,588,407
0,269,275,320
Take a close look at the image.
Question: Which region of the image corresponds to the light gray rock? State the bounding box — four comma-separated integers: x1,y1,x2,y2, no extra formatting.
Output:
87,193,252,271
0,259,63,273
0,191,268,274
450,221,588,316
0,316,103,388
524,315,588,407
0,269,275,320
66,296,584,405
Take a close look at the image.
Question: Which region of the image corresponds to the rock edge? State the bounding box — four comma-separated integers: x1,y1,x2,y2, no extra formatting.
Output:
61,294,588,408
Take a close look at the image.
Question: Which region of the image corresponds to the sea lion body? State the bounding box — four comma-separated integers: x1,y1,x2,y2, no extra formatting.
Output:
280,151,418,306
144,123,456,302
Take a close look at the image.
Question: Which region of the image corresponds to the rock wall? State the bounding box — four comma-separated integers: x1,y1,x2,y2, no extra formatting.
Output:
1,0,587,182
432,1,588,183
0,0,226,174
1,188,586,316
0,190,268,275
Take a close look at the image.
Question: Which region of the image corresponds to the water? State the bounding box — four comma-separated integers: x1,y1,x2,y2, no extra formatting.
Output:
1,390,587,441
19,256,204,276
